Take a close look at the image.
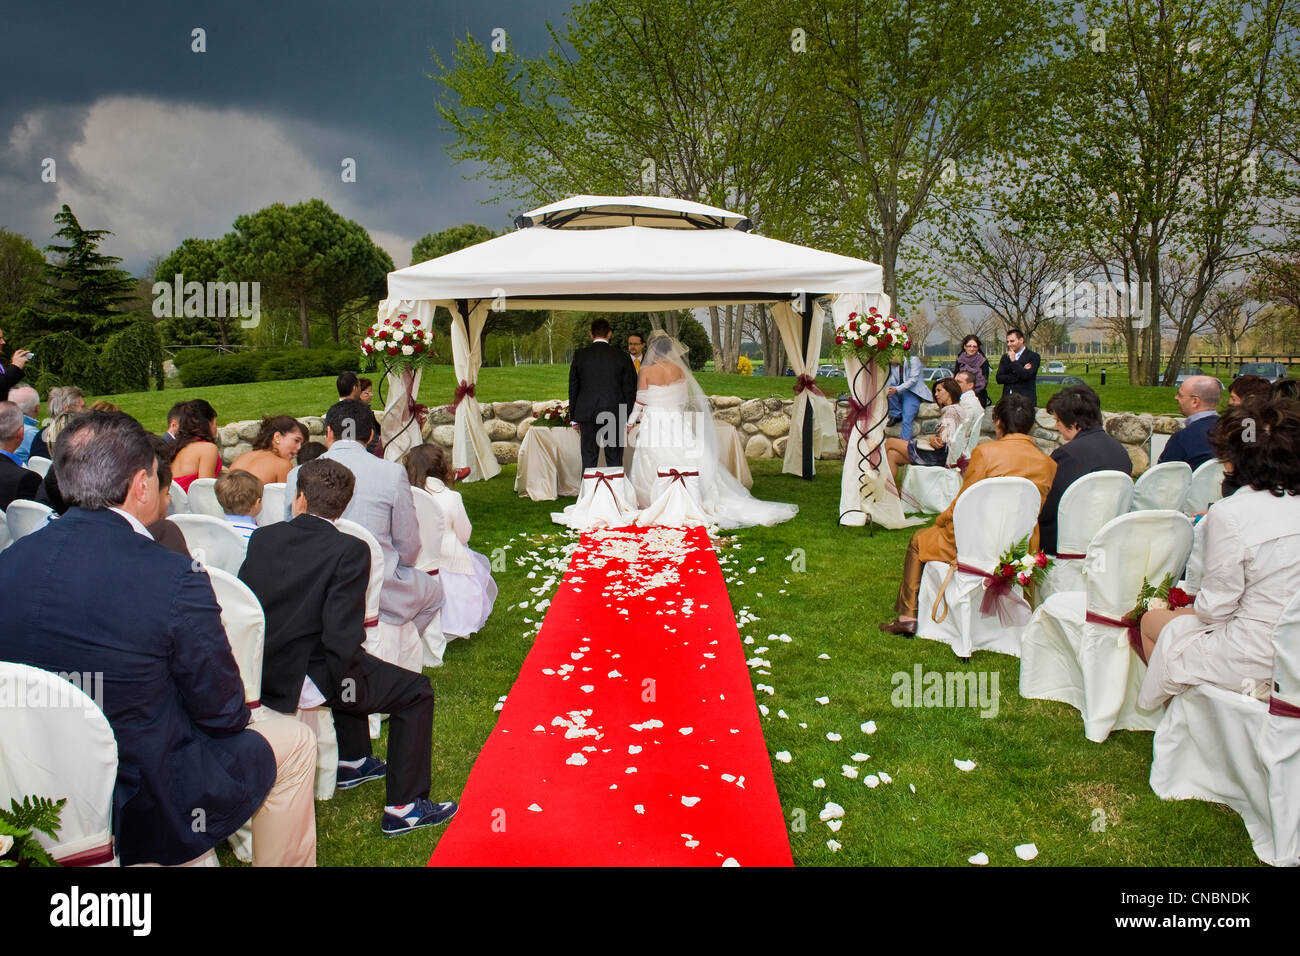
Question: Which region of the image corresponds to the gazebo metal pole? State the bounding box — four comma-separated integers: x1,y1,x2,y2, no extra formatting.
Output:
800,296,815,480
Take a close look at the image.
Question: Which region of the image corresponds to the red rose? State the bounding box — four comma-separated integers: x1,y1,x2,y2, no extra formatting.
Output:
900,324,908,332
387,346,399,355
397,313,407,320
1035,552,1048,568
868,307,878,314
835,334,844,344
412,318,421,327
1001,564,1015,578
881,333,892,345
1167,587,1193,609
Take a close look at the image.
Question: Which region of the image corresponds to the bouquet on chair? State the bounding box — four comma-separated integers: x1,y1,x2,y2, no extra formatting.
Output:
995,536,1053,592
530,402,570,428
1122,573,1195,629
967,536,1053,626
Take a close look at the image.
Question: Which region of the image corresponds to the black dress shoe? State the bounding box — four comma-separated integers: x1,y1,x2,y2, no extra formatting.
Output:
878,618,916,637
887,416,902,427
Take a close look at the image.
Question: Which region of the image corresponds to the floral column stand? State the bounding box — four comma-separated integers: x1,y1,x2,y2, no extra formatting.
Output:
363,311,434,463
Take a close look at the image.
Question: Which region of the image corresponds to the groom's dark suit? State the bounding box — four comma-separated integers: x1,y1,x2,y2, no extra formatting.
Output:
239,513,435,806
569,339,638,469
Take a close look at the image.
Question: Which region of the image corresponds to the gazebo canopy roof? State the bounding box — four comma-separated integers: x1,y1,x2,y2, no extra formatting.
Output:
387,196,883,312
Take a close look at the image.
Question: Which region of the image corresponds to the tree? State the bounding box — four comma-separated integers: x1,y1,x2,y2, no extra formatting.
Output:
41,204,136,340
1012,0,1289,385
1200,282,1261,367
773,0,1060,304
409,224,547,347
0,228,45,331
934,301,996,353
223,199,380,348
313,228,392,344
155,238,241,347
435,0,809,374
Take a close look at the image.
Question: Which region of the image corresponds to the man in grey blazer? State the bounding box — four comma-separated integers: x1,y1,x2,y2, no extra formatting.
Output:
284,399,442,632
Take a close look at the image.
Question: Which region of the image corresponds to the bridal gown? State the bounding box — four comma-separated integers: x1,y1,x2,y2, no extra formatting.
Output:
629,380,798,531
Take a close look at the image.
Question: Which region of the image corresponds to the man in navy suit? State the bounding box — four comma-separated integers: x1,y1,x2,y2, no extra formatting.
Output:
995,328,1042,409
569,317,637,468
0,401,41,509
0,411,317,866
1158,375,1221,471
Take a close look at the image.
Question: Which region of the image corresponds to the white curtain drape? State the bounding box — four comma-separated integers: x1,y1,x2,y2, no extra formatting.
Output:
833,293,924,530
446,299,502,482
771,300,824,477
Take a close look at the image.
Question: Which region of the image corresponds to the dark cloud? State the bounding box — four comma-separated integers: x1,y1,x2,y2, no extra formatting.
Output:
0,0,571,269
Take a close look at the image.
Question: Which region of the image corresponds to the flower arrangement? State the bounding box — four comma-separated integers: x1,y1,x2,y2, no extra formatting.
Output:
0,795,66,867
531,402,570,427
736,355,754,376
1122,572,1195,628
362,312,437,370
995,535,1053,592
830,306,912,369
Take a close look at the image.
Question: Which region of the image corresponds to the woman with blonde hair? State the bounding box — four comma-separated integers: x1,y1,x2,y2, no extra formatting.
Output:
403,442,497,638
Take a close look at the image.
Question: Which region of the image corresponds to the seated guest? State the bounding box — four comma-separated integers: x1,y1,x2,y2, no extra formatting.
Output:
297,440,327,465
28,385,84,460
230,415,308,484
90,400,120,413
1272,378,1300,401
403,443,498,637
886,354,933,439
336,370,361,402
880,394,1057,636
215,469,263,542
952,370,985,426
1039,385,1133,556
0,411,317,865
283,400,442,633
883,378,964,484
170,399,221,492
240,458,458,834
1228,374,1272,408
145,434,190,557
10,385,40,464
162,401,186,443
357,377,384,457
1139,399,1300,708
0,400,42,509
1158,375,1220,470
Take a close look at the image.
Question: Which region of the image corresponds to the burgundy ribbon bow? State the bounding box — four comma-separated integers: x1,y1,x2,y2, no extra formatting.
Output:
406,393,429,428
794,374,825,397
1270,696,1300,718
584,470,619,498
931,561,1032,626
1085,610,1145,663
448,379,476,414
659,469,699,486
840,398,881,467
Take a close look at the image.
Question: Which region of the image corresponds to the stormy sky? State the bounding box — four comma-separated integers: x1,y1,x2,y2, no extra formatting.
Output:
0,0,572,273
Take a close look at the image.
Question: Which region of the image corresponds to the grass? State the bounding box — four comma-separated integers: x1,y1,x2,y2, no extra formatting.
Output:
221,458,1257,866
94,361,1227,428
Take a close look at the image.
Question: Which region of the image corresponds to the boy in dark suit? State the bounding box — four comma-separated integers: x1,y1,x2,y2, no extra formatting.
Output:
240,458,458,835
569,317,638,468
995,328,1041,409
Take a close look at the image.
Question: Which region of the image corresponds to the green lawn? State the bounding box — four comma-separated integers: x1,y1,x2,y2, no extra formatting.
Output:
221,458,1256,866
94,362,1211,428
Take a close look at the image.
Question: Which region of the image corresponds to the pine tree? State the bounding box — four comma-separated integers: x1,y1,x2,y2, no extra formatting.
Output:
41,203,136,340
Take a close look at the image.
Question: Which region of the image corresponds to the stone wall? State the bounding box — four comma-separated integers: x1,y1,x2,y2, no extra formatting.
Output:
214,398,1184,477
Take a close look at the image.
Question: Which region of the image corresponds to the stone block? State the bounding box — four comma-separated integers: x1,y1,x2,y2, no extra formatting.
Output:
765,397,785,413
772,436,788,458
757,415,789,438
224,442,252,465
744,434,772,458
1125,443,1150,477
487,418,519,441
1153,416,1182,435
494,400,532,422
915,402,940,420
516,421,533,440
218,424,240,446
711,395,742,408
739,399,767,423
491,441,520,464
741,422,760,435
1031,427,1061,444
713,406,741,427
432,425,455,448
428,405,455,426
237,420,261,442
1105,412,1149,445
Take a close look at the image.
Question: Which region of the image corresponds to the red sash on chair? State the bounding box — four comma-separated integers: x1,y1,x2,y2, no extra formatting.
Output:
932,561,1031,627
658,469,699,486
1085,610,1145,663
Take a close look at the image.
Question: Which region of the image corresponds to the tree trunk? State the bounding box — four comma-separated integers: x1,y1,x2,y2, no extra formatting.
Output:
708,305,724,368
329,310,340,343
298,294,311,348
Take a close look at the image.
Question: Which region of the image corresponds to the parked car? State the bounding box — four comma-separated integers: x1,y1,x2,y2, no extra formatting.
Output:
817,364,842,377
1045,361,1067,374
1038,374,1086,386
1236,362,1288,383
920,366,953,383
1160,366,1206,386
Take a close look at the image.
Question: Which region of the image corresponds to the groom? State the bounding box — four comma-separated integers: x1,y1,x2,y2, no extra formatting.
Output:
569,318,638,469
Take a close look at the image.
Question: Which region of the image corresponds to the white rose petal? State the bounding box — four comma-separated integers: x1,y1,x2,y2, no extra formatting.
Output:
827,819,842,832
954,758,977,772
841,766,859,780
566,753,587,766
681,796,701,807
812,778,826,788
0,833,12,856
879,771,893,784
851,752,870,762
527,803,543,812
1015,843,1039,861
815,696,830,705
774,751,792,763
634,804,645,814
722,857,740,866
968,852,989,866
401,344,415,356
864,774,880,789
827,839,842,852
819,802,845,822
861,721,877,734
826,732,842,742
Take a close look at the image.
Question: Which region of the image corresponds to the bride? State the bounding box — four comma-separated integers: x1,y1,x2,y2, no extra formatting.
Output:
627,331,798,530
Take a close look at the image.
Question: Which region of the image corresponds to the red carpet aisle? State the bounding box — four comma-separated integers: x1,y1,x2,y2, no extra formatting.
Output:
430,525,793,866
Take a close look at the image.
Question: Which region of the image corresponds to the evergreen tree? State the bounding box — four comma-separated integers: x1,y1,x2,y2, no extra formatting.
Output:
41,204,136,340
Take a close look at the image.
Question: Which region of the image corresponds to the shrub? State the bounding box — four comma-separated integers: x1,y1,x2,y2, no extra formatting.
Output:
677,313,712,371
736,355,754,376
179,352,265,387
170,348,212,367
257,349,358,382
100,320,164,392
27,331,104,394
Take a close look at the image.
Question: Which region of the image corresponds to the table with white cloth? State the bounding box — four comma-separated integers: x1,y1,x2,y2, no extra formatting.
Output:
515,420,753,501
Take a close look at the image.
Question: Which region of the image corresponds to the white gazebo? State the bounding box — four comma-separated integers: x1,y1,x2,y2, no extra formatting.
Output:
378,195,904,526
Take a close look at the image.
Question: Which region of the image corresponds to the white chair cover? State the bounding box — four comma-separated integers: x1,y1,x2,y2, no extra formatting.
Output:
552,469,638,531
25,455,52,477
6,499,55,540
0,509,11,554
1038,470,1135,602
1183,459,1226,516
1131,461,1191,511
637,468,709,528
1150,587,1300,866
409,487,451,669
170,514,248,575
168,480,191,515
207,566,266,864
293,705,338,801
1020,510,1194,742
916,476,1041,658
258,482,287,526
898,414,979,515
1182,513,1209,591
186,477,226,518
0,662,118,865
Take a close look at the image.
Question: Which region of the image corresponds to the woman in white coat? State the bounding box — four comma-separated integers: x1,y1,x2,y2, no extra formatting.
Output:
403,443,498,637
1139,400,1300,708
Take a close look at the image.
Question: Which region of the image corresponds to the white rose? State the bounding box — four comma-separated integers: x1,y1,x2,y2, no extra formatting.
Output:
0,833,12,857
1147,597,1168,611
1020,554,1036,568
401,344,415,356
393,329,405,342
364,338,373,347
867,335,878,347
